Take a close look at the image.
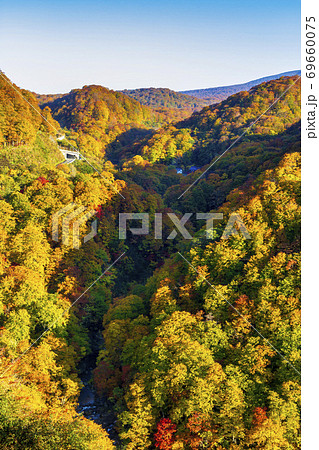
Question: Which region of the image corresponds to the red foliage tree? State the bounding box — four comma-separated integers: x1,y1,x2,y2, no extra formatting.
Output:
36,176,49,186
95,204,103,219
252,407,267,426
154,418,177,450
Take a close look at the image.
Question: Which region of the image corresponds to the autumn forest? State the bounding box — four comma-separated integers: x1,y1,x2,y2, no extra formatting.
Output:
0,70,301,449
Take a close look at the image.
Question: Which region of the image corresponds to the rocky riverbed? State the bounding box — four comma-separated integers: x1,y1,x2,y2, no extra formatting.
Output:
77,354,119,444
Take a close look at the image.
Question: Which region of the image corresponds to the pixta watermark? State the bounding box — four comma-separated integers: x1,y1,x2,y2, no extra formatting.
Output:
119,212,251,240
52,203,97,249
51,208,251,249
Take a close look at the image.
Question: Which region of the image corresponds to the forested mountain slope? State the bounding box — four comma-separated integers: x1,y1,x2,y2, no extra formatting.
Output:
0,72,64,168
0,71,301,449
96,151,301,449
40,84,163,158
0,71,59,147
138,75,300,165
45,85,158,130
0,76,126,448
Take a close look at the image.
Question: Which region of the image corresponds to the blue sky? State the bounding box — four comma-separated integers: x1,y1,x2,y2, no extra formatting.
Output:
0,0,300,93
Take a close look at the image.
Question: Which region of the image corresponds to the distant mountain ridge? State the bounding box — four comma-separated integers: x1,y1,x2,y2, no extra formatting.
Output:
120,87,210,110
180,70,301,103
35,70,301,116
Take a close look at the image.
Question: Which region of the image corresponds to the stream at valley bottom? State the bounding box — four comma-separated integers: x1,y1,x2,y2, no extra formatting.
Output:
77,349,119,445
